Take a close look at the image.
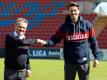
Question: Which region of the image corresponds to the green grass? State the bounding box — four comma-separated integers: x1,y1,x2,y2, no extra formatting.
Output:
0,58,107,80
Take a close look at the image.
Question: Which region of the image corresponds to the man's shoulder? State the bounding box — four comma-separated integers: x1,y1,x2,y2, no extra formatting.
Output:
59,23,68,32
6,32,15,38
82,19,91,24
81,19,92,29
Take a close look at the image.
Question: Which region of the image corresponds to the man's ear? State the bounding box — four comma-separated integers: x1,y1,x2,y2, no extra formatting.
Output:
14,25,18,31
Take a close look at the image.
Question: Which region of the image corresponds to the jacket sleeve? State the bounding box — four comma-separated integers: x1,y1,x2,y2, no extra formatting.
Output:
5,34,38,46
88,23,99,60
44,28,65,47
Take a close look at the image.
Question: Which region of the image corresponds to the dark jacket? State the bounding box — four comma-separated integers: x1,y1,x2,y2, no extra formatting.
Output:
45,15,99,64
5,32,37,70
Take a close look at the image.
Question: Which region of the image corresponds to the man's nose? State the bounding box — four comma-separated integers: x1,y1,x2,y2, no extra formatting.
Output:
72,11,75,14
21,28,24,30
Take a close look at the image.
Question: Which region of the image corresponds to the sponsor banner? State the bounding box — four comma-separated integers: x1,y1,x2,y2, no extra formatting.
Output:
28,48,61,59
90,49,107,60
28,48,107,60
0,48,106,60
0,48,5,57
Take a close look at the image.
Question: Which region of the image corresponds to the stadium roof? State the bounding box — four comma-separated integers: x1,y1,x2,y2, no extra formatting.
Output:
94,2,107,15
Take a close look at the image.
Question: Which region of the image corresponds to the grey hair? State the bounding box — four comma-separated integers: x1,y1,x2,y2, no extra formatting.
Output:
15,18,28,26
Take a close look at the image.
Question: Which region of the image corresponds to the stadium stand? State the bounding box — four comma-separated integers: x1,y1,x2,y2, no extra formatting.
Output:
0,0,99,49
97,24,107,49
93,16,107,49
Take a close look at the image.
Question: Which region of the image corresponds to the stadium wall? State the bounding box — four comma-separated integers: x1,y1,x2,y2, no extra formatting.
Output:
0,48,107,60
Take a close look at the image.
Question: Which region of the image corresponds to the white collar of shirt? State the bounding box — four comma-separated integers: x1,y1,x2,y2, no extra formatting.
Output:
13,31,25,39
14,31,18,37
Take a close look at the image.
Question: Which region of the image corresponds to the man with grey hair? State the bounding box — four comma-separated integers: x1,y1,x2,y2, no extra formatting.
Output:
4,18,44,80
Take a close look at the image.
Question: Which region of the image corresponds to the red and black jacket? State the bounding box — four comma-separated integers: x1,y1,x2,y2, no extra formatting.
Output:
45,15,99,64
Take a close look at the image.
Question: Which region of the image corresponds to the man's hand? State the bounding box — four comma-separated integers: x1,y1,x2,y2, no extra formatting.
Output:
26,70,32,77
37,39,47,45
93,59,99,68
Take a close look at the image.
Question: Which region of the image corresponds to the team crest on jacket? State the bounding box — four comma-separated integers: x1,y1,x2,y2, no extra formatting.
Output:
66,33,88,40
